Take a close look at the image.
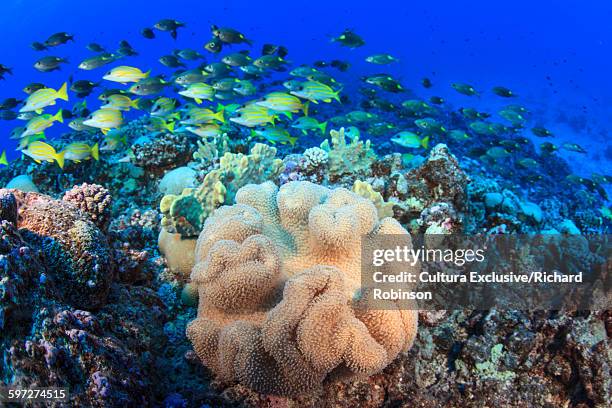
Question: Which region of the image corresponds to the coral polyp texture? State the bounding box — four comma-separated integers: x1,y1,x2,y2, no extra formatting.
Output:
186,180,418,396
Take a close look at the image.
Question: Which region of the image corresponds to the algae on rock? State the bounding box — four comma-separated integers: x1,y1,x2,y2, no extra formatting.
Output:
160,143,284,237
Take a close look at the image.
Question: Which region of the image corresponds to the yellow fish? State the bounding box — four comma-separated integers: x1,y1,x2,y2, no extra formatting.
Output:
102,94,141,111
229,104,277,128
103,66,151,83
290,81,341,104
19,82,69,113
178,83,214,104
21,141,65,168
0,150,8,166
64,142,99,162
255,92,308,116
83,108,123,134
23,110,63,137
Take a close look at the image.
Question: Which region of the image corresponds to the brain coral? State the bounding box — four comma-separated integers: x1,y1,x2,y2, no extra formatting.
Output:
186,180,418,396
2,189,114,309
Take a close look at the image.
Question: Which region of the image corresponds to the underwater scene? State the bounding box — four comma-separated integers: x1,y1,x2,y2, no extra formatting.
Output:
0,0,610,406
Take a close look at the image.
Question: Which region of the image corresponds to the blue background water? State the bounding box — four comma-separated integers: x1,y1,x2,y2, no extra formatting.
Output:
0,0,610,179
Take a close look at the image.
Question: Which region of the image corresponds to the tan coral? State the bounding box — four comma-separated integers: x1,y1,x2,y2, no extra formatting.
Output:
187,181,418,396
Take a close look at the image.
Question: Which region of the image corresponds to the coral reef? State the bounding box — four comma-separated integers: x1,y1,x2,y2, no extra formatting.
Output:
160,143,284,237
2,189,114,309
186,180,418,396
131,132,197,174
63,182,113,231
320,127,376,180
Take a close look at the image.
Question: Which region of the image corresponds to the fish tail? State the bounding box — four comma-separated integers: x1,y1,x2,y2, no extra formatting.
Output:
333,87,343,103
92,143,99,161
55,150,65,169
289,136,298,146
302,101,310,116
0,150,8,166
421,135,430,149
319,121,327,135
194,98,202,104
56,82,69,101
214,110,225,123
120,135,128,145
53,109,64,123
166,121,175,133
131,98,141,109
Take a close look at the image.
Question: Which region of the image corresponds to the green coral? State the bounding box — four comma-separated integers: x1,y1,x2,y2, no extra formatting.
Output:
193,133,231,166
320,127,376,177
160,143,284,237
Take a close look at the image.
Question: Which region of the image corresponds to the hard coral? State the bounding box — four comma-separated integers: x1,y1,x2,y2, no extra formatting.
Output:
131,132,196,174
63,183,113,231
161,143,284,237
187,181,418,397
3,189,114,309
320,127,376,180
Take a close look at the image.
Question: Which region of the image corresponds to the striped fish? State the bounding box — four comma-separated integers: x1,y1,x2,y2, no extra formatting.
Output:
19,82,69,113
230,104,277,127
103,66,150,84
83,108,123,134
21,141,65,168
178,83,215,104
64,142,99,162
255,92,307,116
290,80,342,104
23,110,64,137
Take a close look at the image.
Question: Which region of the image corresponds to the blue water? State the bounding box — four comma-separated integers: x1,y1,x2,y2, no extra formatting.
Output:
0,0,610,178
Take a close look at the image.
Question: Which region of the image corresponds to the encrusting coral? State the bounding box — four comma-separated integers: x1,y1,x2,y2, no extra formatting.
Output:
1,189,114,309
160,143,284,237
186,180,418,397
63,183,113,231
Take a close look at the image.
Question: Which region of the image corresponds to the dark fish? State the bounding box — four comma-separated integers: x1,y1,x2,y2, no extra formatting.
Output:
313,60,329,68
204,37,223,54
0,97,22,110
421,77,432,88
70,80,99,97
204,62,231,76
331,29,365,48
87,43,106,53
44,32,74,47
141,28,155,39
429,96,445,105
34,56,68,72
78,53,117,70
159,55,186,68
174,48,204,60
31,41,48,51
0,110,18,120
154,19,185,39
330,59,350,72
211,25,252,45
117,40,137,56
262,43,288,57
492,86,517,97
561,142,587,153
540,142,558,153
0,64,12,76
99,89,129,102
531,126,553,137
128,77,169,96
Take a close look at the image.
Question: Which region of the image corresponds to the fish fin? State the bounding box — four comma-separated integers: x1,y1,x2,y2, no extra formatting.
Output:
166,121,175,133
56,82,69,101
194,98,202,104
55,151,65,169
131,98,141,109
53,109,64,123
289,137,298,146
284,111,293,119
319,121,327,135
92,143,99,161
144,70,151,78
0,150,8,166
120,135,128,145
214,110,225,123
302,101,310,116
36,109,43,115
333,86,344,103
101,128,109,135
301,130,307,136
421,136,430,149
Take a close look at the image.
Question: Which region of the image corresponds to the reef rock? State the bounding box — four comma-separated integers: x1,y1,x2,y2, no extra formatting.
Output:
186,180,418,396
1,189,114,309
